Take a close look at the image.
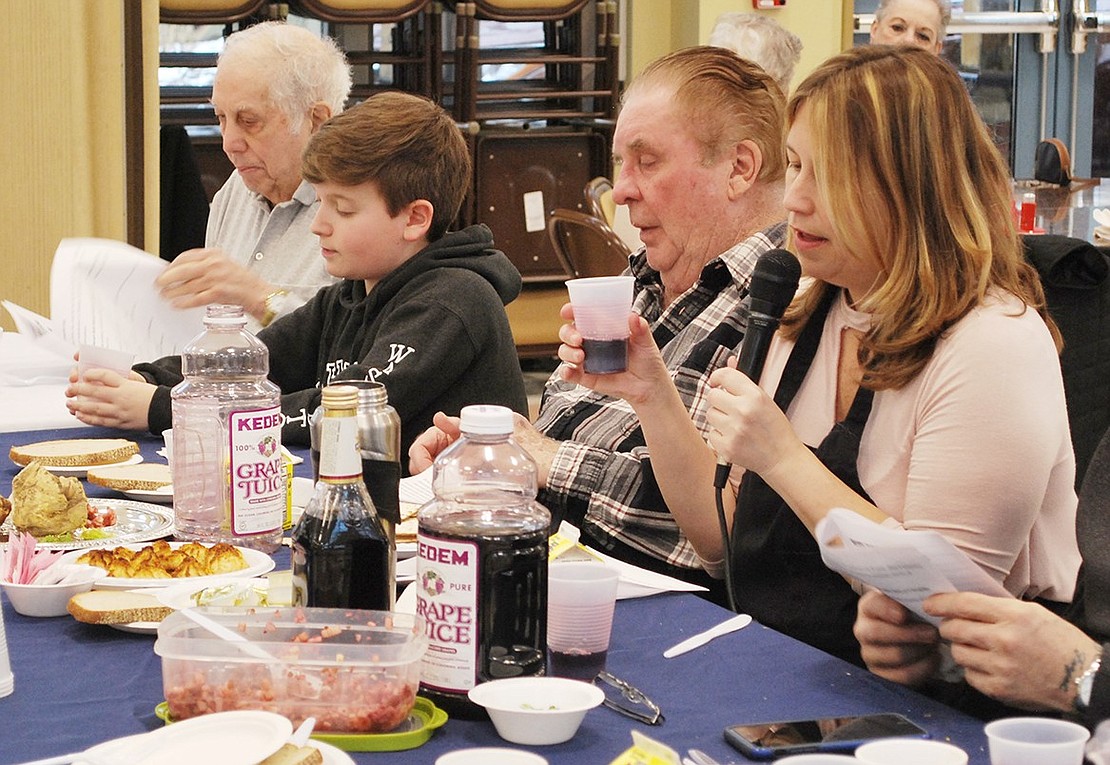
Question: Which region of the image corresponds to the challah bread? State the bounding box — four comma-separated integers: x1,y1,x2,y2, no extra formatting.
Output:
87,463,172,492
67,589,173,624
10,438,139,467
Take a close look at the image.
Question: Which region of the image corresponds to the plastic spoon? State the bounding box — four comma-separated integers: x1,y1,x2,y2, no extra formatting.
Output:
178,607,278,661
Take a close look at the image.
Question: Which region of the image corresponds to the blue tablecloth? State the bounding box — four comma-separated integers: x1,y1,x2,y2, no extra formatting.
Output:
0,426,991,764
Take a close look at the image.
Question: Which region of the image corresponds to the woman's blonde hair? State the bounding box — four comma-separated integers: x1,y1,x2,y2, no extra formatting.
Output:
782,45,1058,390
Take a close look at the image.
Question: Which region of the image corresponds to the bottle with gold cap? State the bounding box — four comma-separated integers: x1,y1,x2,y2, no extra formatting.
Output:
291,385,395,610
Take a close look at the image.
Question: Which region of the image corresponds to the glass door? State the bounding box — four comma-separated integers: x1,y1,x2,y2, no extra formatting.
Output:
853,1,1086,178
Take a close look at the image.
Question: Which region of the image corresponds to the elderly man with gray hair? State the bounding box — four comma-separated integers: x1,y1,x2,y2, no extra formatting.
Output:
157,21,352,330
708,12,803,93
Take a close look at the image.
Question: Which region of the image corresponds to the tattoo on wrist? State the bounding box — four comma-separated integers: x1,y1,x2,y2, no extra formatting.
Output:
1061,649,1088,692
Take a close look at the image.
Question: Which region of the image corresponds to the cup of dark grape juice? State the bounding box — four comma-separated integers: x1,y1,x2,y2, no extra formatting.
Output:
546,562,620,680
565,276,634,374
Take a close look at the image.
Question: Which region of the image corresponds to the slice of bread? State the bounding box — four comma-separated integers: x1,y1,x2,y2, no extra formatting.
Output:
67,589,173,624
10,438,139,467
396,502,420,543
258,744,324,765
87,463,172,491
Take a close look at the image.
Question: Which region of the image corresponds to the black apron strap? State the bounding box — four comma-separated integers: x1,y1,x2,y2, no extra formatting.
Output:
730,287,874,666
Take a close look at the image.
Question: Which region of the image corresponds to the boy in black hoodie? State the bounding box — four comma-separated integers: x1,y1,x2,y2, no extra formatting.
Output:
67,92,528,467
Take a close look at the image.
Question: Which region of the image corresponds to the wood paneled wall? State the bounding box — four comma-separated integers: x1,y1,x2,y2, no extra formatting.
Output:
1,0,159,332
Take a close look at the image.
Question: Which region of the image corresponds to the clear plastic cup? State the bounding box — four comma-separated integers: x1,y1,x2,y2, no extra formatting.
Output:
565,276,634,374
162,428,174,468
984,717,1090,765
546,562,620,681
77,343,135,380
0,602,13,697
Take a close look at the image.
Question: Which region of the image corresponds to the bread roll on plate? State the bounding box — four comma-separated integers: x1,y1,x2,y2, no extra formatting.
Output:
10,438,139,468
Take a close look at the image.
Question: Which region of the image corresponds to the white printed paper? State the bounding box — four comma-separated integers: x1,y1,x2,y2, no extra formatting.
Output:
2,301,52,339
399,468,435,505
49,237,206,359
816,508,1010,625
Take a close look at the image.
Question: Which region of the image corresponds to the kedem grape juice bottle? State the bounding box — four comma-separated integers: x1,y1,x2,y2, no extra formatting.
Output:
170,304,283,552
416,405,550,718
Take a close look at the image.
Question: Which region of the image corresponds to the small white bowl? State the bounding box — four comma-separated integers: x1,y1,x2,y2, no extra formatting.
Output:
1,571,106,617
468,676,604,746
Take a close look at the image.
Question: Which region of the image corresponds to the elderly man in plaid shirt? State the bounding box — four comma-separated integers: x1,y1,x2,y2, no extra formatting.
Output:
411,47,788,604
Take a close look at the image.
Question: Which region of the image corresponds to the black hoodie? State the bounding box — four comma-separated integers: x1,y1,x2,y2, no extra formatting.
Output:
136,225,528,470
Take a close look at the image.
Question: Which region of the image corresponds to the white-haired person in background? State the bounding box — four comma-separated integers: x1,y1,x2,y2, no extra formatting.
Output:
870,0,951,55
157,21,351,331
708,12,803,93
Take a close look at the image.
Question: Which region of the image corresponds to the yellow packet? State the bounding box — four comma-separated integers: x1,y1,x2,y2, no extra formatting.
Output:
548,523,605,563
608,730,681,765
281,452,295,530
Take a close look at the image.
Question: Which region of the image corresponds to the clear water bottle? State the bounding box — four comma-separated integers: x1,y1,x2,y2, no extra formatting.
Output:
170,304,284,552
293,385,395,610
416,405,550,718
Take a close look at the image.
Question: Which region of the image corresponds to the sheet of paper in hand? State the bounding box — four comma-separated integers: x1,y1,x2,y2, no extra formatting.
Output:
815,508,1011,625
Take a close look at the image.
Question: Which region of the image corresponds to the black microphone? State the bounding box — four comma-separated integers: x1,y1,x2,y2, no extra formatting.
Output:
713,248,801,489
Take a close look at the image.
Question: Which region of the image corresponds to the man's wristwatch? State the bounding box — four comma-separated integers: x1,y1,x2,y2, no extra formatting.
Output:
1075,651,1102,712
259,289,287,328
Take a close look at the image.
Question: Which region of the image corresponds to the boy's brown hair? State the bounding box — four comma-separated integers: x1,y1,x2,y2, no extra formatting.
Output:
302,91,471,241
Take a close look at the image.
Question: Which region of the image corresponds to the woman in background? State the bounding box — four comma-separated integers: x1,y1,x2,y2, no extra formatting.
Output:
870,0,950,55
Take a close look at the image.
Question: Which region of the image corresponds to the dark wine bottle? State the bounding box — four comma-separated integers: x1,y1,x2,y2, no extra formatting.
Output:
292,385,395,610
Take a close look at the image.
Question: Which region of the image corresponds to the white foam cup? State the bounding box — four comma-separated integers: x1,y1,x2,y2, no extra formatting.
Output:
565,276,634,374
984,716,1090,765
854,739,968,765
546,562,619,679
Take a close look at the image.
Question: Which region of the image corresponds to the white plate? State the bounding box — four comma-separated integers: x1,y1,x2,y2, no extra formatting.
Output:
313,740,355,765
0,498,174,551
59,541,275,590
114,577,280,635
109,620,161,635
40,452,144,478
85,710,292,765
122,485,174,504
155,575,287,611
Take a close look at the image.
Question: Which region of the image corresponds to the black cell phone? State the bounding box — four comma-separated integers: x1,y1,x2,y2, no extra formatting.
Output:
723,712,929,759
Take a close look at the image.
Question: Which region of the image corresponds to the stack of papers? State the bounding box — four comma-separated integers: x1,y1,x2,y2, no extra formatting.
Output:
2,238,206,385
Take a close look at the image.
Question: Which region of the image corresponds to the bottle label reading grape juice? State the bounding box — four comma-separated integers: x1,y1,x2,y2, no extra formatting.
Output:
416,532,480,694
228,405,285,536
